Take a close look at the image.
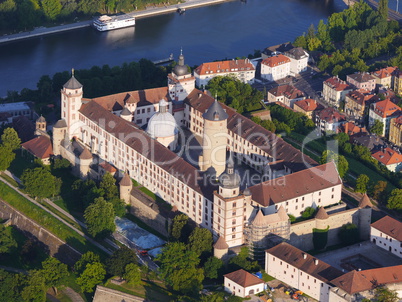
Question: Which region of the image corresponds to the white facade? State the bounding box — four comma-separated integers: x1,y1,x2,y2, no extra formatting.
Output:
261,55,291,82
224,278,264,298
368,107,395,137
0,102,33,125
371,226,402,258
285,48,309,75
265,251,333,302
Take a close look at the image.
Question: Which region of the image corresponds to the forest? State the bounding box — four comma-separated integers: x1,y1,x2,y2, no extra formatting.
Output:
293,0,402,79
0,0,181,32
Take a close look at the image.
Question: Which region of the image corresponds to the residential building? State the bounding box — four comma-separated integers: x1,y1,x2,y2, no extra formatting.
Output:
315,107,347,134
265,242,343,302
284,47,309,75
261,42,294,59
393,70,402,95
368,99,401,137
344,89,379,123
340,122,367,136
322,77,353,108
194,59,255,88
372,147,402,172
293,98,322,119
346,72,376,92
224,269,264,297
371,66,397,89
371,216,402,258
261,55,291,82
0,102,33,125
389,115,402,147
330,266,402,301
21,136,53,165
350,133,385,152
266,84,305,108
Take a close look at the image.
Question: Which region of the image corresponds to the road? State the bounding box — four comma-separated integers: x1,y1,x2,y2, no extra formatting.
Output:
365,0,402,22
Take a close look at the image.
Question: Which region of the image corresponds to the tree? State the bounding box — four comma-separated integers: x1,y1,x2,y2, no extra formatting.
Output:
301,207,315,219
84,197,115,238
370,120,384,136
123,263,141,286
375,286,399,302
21,167,60,199
41,257,69,294
99,172,118,201
203,256,223,279
41,0,61,20
74,251,101,274
1,128,21,151
0,144,15,171
229,246,259,272
387,189,402,210
76,262,106,293
0,269,23,302
355,174,369,193
109,197,126,217
338,223,359,246
320,150,349,178
0,224,17,254
21,270,47,302
156,242,204,294
372,180,387,202
106,246,137,277
170,213,188,241
378,0,389,21
188,227,213,257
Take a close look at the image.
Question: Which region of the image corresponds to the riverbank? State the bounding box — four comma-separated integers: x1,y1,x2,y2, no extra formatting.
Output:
0,0,230,45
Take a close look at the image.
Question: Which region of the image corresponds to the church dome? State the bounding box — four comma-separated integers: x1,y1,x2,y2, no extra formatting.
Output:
147,100,177,138
219,154,240,189
173,51,189,76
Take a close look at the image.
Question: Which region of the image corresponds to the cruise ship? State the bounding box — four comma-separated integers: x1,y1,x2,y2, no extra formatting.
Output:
93,14,135,31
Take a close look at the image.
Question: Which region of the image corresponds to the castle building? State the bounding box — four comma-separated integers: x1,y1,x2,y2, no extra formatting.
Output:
53,52,346,253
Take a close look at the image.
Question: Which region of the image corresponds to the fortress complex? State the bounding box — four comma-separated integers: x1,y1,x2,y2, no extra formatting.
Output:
52,53,365,254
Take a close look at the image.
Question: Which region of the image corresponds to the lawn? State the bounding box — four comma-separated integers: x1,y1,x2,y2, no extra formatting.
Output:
0,181,106,257
104,278,174,301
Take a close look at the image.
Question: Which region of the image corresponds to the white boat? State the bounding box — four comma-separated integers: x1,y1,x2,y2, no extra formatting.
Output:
93,14,135,31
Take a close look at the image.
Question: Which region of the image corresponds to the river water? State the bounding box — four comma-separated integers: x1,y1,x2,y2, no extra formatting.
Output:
0,0,346,96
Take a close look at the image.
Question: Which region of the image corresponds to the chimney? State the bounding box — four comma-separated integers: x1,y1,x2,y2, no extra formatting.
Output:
314,259,319,265
302,253,307,259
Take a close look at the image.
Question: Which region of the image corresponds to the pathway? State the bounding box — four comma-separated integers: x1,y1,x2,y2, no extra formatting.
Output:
0,265,27,274
0,174,114,255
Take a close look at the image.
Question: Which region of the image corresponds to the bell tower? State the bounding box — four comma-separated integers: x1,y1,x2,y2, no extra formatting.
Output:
61,69,83,139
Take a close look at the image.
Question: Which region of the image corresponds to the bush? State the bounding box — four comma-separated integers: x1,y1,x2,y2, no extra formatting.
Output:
301,207,315,219
313,226,329,250
338,223,359,246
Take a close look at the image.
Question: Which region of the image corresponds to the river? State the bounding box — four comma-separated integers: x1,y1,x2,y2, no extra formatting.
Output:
0,0,347,96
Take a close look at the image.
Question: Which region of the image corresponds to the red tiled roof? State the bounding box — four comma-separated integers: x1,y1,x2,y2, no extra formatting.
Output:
372,147,402,166
324,77,352,92
185,89,317,172
341,122,367,136
79,101,205,195
346,89,379,106
194,59,255,76
249,162,341,207
317,107,346,123
371,215,402,241
332,265,402,294
294,98,318,112
372,66,397,79
224,269,264,287
21,136,53,159
347,72,375,83
83,87,169,111
99,161,117,173
372,99,401,118
266,242,343,283
262,54,291,68
268,84,304,100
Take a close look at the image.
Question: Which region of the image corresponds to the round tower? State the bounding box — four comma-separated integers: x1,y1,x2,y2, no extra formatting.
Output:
315,207,329,230
200,99,228,176
78,146,92,179
120,106,132,122
119,172,133,204
61,69,83,139
218,153,240,198
213,236,229,260
358,193,372,240
52,119,67,156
